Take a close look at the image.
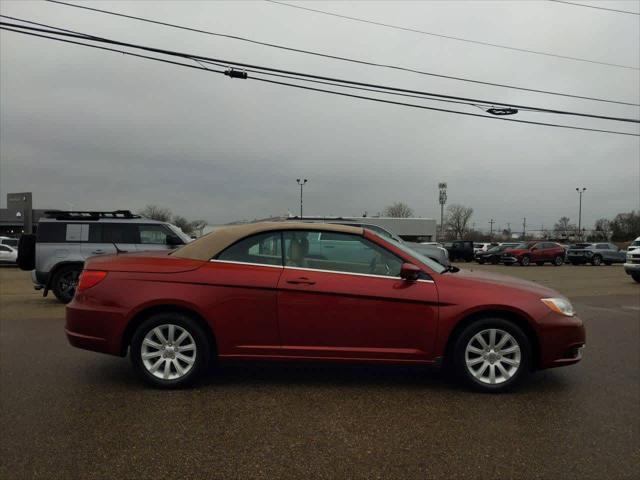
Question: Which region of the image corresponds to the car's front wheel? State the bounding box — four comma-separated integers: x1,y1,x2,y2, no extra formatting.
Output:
553,255,564,266
131,313,211,388
591,255,602,266
453,318,531,393
520,255,531,266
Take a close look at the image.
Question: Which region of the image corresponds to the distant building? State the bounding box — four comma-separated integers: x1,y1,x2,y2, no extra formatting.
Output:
0,208,50,236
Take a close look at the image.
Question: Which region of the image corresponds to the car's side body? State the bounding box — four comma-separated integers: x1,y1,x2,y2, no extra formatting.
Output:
0,244,18,264
66,224,584,372
567,243,627,265
502,242,566,266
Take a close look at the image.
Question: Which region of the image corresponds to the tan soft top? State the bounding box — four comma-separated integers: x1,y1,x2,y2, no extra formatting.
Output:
172,222,364,261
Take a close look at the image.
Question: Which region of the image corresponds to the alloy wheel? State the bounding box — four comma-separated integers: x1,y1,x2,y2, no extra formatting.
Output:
141,324,197,380
465,328,521,385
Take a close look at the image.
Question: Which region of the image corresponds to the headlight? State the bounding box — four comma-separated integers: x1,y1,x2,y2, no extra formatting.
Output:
541,298,575,317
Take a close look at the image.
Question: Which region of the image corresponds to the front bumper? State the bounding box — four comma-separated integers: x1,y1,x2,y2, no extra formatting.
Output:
537,313,586,369
623,262,640,274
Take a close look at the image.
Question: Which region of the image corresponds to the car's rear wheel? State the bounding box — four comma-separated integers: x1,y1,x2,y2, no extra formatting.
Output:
520,255,530,266
453,318,531,393
51,265,81,303
591,255,602,266
131,313,211,388
631,272,640,283
553,256,564,266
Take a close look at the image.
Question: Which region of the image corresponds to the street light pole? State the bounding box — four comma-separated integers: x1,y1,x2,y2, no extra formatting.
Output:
296,178,308,218
576,187,586,240
438,182,447,240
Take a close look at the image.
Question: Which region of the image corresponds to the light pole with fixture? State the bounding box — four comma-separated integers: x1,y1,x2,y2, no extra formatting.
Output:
576,187,586,240
296,178,308,218
438,183,447,240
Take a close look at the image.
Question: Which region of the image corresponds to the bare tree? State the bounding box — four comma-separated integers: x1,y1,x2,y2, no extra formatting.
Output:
172,215,194,235
591,218,611,241
139,205,172,222
553,216,576,238
446,204,474,239
383,202,414,218
610,211,640,241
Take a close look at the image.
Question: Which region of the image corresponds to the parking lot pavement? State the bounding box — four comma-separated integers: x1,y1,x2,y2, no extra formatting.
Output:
1,265,638,479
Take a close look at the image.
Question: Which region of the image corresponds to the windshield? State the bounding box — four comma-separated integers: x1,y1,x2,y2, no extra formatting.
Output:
167,224,193,243
382,236,447,274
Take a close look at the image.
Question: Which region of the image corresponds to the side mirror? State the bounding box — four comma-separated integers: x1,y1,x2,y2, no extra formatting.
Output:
166,234,183,247
400,263,421,281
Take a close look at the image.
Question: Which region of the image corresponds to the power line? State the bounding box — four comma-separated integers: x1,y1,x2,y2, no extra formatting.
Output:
43,0,639,106
548,0,640,15
264,0,639,71
2,19,638,124
1,24,638,137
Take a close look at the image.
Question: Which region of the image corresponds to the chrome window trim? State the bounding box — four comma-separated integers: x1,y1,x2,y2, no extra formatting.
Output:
209,259,283,269
284,265,434,283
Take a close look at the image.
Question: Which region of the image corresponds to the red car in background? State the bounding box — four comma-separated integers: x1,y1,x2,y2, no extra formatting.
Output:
66,223,585,392
502,241,566,266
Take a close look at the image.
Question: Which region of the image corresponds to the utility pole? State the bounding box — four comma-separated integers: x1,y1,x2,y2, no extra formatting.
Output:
438,182,447,240
522,217,526,240
296,178,308,218
576,187,586,240
489,218,495,238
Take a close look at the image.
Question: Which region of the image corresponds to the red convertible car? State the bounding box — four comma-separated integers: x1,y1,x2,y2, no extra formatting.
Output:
66,222,585,392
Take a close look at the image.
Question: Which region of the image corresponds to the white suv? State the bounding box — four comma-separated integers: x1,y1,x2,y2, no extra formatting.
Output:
624,236,640,283
18,210,191,303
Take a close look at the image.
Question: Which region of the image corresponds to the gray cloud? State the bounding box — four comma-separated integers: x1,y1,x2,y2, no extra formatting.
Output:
1,0,638,229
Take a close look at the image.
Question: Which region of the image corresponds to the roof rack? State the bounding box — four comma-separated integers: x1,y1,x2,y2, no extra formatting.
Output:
43,210,141,221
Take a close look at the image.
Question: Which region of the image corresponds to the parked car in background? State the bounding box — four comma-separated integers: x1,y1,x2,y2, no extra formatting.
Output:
329,222,449,266
444,240,475,262
502,242,566,266
475,244,512,264
0,236,19,249
474,242,498,254
566,243,627,265
624,240,640,283
0,244,18,264
500,242,520,248
17,210,191,303
66,222,585,392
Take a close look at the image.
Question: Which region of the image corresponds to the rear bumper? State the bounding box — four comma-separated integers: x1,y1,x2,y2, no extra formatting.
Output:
66,300,127,356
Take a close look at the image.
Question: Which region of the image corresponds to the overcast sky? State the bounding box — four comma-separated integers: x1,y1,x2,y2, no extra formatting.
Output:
1,0,639,231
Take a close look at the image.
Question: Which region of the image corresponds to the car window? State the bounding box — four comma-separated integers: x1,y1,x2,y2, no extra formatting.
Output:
101,223,138,243
0,245,11,252
284,230,403,277
217,232,283,266
1,239,18,247
138,224,173,244
595,244,609,250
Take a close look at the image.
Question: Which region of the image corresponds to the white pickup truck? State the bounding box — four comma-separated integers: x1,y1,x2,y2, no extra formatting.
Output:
624,236,640,283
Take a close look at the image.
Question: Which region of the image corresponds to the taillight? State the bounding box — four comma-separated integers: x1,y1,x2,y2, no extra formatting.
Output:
77,270,108,292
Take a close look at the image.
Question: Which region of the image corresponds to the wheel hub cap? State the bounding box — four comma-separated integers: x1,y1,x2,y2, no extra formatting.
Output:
141,324,197,380
465,328,521,385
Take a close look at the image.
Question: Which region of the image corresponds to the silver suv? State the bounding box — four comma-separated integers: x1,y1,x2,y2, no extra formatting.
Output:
19,210,191,303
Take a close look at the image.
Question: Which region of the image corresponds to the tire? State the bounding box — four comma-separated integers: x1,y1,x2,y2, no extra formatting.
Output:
453,317,531,393
130,312,211,388
591,255,602,266
520,255,531,266
51,265,82,303
631,272,640,283
536,262,544,266
553,256,564,266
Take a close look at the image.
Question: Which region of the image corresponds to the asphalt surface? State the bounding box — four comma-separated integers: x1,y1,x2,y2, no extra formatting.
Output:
1,264,638,479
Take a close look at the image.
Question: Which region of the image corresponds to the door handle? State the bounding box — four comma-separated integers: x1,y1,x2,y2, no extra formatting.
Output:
286,277,316,285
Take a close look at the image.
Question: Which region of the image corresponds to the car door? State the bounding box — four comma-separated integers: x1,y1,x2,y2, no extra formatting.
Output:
135,224,180,252
277,230,439,361
530,243,544,262
199,231,284,357
0,245,13,262
83,223,135,257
